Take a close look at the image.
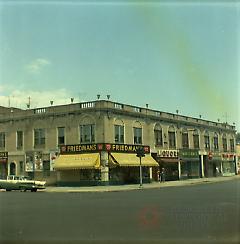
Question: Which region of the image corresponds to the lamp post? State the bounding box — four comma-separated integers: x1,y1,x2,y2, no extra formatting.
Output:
136,147,145,187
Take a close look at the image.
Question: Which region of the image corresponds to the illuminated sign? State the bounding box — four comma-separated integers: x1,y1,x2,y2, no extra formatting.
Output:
158,149,178,158
0,151,8,162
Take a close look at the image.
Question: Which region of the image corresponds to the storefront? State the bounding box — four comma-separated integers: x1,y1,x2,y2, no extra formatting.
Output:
108,152,158,184
156,149,179,181
0,151,8,179
204,152,222,177
54,143,158,186
179,149,200,179
222,153,236,176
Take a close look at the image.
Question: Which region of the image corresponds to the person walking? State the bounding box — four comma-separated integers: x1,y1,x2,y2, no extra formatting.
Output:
160,168,165,183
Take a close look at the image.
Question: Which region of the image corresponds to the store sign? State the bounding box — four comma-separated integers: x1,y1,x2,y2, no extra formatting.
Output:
0,151,8,163
222,153,235,161
60,143,150,154
158,149,178,158
179,149,199,159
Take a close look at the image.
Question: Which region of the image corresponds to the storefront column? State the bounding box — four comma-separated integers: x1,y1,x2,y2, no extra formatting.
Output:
100,151,109,185
234,156,238,175
200,155,204,177
220,161,223,175
149,167,153,182
178,161,181,180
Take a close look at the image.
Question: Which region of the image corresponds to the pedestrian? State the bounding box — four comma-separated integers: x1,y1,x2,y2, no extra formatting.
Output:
160,168,165,183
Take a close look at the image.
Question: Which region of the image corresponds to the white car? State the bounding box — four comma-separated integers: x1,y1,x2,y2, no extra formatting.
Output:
0,175,46,192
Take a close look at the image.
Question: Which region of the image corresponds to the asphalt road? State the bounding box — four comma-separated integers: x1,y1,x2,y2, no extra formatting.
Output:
0,179,239,244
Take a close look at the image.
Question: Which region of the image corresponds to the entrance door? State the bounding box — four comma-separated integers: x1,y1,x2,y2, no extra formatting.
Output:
10,162,16,175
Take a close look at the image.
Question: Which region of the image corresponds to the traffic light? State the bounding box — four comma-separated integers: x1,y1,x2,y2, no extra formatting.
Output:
136,147,145,157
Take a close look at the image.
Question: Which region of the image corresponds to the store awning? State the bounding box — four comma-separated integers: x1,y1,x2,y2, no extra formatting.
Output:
54,153,100,170
109,153,158,167
159,158,179,163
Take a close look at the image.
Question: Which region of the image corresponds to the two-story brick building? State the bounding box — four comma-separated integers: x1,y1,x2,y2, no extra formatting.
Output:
0,100,237,186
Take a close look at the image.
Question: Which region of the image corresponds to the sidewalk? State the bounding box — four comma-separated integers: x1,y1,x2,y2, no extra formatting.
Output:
44,175,240,193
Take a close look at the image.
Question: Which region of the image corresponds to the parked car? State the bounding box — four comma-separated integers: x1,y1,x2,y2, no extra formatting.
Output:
0,175,46,192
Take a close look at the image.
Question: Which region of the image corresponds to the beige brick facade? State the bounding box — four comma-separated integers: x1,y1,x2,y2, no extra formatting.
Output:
0,100,237,185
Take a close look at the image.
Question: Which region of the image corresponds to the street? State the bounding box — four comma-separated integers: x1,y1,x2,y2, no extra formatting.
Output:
0,179,239,244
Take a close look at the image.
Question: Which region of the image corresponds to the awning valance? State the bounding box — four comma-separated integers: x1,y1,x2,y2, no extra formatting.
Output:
54,153,100,170
109,153,158,167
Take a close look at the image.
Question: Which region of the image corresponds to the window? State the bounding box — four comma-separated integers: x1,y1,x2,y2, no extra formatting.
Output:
213,133,219,150
204,135,210,149
17,131,23,149
168,131,176,148
114,125,124,143
134,127,142,144
154,127,163,146
0,132,6,148
58,127,65,145
230,139,234,152
80,124,95,143
182,130,189,148
222,135,227,152
193,132,199,149
34,129,45,147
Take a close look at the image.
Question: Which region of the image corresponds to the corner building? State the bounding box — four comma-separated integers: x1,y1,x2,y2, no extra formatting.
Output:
0,100,237,186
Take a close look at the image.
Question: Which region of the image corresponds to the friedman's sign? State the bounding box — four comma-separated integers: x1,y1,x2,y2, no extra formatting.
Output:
60,143,150,154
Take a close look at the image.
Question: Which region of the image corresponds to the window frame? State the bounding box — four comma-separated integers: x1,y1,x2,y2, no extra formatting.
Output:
80,124,95,143
133,127,142,145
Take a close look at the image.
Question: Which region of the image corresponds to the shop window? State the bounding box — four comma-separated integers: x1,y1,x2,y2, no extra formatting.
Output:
10,162,16,175
154,125,163,146
17,131,23,149
80,124,95,143
133,127,142,144
213,133,219,150
230,139,234,152
193,133,199,149
43,161,50,177
204,133,210,150
168,131,176,149
182,130,189,149
19,161,24,174
0,132,6,149
34,129,46,148
114,125,124,143
222,136,227,152
58,127,65,145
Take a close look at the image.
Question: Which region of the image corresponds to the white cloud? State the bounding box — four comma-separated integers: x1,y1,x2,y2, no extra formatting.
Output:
25,58,51,74
0,88,79,109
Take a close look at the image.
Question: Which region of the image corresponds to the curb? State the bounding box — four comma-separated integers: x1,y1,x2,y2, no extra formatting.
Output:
43,175,240,193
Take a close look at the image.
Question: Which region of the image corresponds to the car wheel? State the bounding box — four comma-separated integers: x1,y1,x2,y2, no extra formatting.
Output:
31,189,37,192
6,189,11,192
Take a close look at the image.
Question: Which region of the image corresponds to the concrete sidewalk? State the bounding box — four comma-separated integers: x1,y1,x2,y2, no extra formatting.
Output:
44,175,240,193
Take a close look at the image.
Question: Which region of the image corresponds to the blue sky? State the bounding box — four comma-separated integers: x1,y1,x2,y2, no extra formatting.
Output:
0,0,239,131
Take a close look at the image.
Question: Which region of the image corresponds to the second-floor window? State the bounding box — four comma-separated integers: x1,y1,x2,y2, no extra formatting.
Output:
213,134,219,150
17,131,23,149
114,125,124,143
230,139,234,152
58,127,65,145
154,127,163,146
80,124,95,143
34,129,45,147
168,131,176,148
204,135,210,149
222,136,227,152
182,131,189,148
0,132,5,148
134,127,142,144
193,134,199,149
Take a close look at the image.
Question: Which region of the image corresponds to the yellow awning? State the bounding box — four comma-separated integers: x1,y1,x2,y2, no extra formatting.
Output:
54,153,100,170
110,153,158,167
